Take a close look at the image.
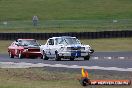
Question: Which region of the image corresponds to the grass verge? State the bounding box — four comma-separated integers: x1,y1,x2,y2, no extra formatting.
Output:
0,19,132,33
0,68,131,88
81,38,132,52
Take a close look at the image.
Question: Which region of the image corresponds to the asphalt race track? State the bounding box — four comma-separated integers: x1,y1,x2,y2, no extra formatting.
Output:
0,52,132,72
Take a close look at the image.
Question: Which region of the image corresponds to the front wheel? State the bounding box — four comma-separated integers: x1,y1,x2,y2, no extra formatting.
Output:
55,51,61,61
9,51,14,58
18,51,23,59
84,55,90,60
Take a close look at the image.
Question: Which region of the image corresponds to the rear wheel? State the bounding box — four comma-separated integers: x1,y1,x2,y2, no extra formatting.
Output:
41,50,49,60
84,55,90,60
9,51,14,58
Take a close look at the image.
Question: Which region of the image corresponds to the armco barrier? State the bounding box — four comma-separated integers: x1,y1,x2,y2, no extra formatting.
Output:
0,30,132,40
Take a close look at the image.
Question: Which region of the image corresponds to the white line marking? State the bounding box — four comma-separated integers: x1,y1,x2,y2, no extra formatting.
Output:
108,57,112,59
104,57,112,60
118,57,125,60
92,57,99,60
0,62,132,72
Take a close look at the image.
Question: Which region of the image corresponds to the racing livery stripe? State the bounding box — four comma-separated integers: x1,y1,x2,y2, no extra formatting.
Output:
77,45,81,57
77,50,81,57
71,45,81,57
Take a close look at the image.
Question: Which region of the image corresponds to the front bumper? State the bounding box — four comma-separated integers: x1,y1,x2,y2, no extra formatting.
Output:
22,52,42,57
58,51,89,57
89,49,94,54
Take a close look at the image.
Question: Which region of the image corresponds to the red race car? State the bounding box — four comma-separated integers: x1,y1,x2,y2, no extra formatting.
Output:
8,39,42,59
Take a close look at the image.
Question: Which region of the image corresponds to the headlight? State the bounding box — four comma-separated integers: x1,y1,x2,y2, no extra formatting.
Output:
89,46,91,49
23,49,28,52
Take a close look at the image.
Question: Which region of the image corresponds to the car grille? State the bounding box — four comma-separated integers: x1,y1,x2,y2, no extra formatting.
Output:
28,48,40,52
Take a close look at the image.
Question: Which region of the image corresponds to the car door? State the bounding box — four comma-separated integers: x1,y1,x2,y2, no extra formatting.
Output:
47,39,56,57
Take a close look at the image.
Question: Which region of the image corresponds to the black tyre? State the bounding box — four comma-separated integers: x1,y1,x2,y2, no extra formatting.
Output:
55,51,61,61
18,51,23,59
84,55,90,60
41,50,49,60
9,51,14,58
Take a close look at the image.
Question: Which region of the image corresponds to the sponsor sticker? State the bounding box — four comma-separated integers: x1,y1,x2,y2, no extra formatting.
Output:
79,68,131,86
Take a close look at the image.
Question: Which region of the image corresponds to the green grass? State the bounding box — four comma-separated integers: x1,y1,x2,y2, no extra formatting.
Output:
0,0,132,20
0,0,132,32
0,68,81,88
1,38,132,54
81,38,132,52
0,68,131,88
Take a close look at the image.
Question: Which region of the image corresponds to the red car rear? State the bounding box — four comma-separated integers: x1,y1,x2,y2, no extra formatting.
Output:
8,39,42,58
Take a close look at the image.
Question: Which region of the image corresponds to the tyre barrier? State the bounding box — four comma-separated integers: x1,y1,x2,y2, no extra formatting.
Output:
0,30,132,40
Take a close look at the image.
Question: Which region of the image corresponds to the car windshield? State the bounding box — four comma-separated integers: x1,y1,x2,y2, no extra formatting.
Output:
18,40,39,46
55,38,81,45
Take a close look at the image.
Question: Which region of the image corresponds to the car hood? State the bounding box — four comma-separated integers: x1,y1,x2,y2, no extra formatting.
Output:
66,44,83,47
23,45,40,49
65,44,90,48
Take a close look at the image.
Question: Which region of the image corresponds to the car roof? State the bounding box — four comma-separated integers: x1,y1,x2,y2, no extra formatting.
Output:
17,39,35,40
51,36,76,39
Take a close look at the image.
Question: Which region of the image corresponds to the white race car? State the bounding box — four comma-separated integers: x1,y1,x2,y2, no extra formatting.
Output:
40,36,94,61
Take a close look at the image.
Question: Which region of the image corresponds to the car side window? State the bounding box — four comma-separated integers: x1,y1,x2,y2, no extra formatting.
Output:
48,39,54,45
55,38,63,45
